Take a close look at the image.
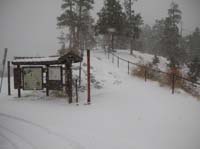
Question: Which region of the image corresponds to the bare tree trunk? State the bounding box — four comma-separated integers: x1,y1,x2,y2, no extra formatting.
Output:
77,0,82,49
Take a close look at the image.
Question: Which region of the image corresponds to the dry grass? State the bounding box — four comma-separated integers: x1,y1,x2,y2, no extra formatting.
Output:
131,65,200,99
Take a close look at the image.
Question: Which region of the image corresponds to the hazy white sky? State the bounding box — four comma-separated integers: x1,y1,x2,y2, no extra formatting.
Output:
0,0,200,59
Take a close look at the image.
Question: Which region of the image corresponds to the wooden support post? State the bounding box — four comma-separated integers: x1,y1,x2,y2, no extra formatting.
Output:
79,62,82,86
128,61,130,75
172,73,175,94
17,65,21,98
87,50,91,104
75,79,78,105
46,65,49,96
65,63,73,104
117,56,119,68
65,64,68,100
69,64,73,103
7,61,11,95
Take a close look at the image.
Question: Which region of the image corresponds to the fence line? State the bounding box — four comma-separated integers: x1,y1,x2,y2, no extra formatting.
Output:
106,51,200,95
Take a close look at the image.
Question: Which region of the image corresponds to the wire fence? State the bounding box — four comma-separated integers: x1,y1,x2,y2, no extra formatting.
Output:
105,51,200,97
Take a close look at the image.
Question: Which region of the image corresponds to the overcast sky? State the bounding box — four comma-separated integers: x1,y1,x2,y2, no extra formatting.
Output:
0,0,200,59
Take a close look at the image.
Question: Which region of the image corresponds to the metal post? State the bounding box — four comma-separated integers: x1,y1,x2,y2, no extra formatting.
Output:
144,68,147,82
87,50,91,104
172,73,175,94
128,61,130,74
112,54,114,63
111,33,114,52
117,56,119,68
7,61,11,95
0,48,8,93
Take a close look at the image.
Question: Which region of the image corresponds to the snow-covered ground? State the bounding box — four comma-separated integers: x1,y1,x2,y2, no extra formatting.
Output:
0,50,200,149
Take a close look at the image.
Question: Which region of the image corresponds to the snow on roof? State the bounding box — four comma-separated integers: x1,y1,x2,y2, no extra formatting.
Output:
12,56,60,63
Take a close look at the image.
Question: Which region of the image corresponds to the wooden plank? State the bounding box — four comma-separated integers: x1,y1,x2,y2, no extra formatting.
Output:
46,65,49,96
17,65,21,98
87,50,91,104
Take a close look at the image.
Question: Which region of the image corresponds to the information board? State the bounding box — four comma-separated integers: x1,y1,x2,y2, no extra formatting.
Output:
48,67,63,90
49,67,61,80
23,67,43,90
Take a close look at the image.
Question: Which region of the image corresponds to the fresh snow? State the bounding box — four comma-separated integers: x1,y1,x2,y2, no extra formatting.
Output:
114,49,168,72
12,56,59,63
0,50,200,149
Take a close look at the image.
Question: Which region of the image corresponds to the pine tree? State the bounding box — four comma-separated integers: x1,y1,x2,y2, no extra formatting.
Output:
124,0,143,54
152,54,160,65
57,31,66,55
79,10,96,49
161,2,182,68
188,56,200,82
57,0,77,49
75,0,94,49
96,0,125,40
57,0,94,50
152,19,165,55
188,27,200,59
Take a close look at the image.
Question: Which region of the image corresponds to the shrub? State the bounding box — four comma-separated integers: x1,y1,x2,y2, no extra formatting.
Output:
132,63,161,82
152,54,160,65
51,90,66,97
132,65,146,79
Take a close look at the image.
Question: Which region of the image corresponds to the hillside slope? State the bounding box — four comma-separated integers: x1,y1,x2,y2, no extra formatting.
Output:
0,50,200,149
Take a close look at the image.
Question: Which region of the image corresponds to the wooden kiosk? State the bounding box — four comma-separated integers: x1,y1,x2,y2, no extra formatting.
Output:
8,50,82,103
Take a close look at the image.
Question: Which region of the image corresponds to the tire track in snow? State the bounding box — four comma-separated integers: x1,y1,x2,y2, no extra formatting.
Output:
0,113,85,149
0,131,19,149
0,124,37,149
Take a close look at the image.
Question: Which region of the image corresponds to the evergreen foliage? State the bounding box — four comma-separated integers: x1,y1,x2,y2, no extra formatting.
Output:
57,0,94,51
161,2,182,68
188,56,200,82
152,54,160,65
124,0,143,54
96,0,125,35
